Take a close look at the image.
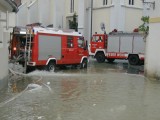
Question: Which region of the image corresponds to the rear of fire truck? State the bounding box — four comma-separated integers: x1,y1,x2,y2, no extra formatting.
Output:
10,26,34,70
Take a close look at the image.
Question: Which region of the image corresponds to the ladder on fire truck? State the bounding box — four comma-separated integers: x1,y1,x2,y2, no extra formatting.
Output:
24,27,32,73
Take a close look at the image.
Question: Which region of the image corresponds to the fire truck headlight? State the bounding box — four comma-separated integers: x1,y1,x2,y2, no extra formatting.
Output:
13,47,17,51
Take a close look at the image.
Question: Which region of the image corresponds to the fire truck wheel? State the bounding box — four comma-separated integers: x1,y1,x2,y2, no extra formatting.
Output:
96,52,105,63
47,61,56,72
107,58,115,63
80,59,87,69
128,55,139,65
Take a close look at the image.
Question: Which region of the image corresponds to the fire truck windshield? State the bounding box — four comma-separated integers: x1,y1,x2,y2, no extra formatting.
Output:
93,36,103,42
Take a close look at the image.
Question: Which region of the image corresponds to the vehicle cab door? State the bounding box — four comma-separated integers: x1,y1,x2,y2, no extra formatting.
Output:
74,36,87,63
61,36,76,64
90,35,104,53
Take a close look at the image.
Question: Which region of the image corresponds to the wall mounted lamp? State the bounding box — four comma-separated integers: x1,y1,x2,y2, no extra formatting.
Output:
142,0,155,9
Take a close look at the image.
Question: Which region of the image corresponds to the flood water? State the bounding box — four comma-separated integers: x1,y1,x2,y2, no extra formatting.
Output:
1,59,160,120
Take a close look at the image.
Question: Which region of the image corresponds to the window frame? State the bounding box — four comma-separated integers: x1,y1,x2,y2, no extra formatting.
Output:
103,0,108,5
129,0,134,5
67,36,74,48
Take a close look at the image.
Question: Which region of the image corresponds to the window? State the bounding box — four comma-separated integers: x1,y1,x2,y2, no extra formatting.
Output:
67,36,74,48
129,0,134,5
103,0,108,5
70,0,74,13
78,37,85,48
92,36,103,42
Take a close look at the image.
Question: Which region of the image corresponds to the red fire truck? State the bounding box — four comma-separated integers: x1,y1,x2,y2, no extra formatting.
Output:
10,27,89,72
89,32,145,65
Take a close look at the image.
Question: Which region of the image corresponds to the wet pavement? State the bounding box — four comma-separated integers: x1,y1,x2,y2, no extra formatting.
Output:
1,59,160,120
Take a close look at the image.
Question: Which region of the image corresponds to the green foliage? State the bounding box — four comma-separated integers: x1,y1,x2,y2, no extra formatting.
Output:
139,16,149,33
69,13,78,31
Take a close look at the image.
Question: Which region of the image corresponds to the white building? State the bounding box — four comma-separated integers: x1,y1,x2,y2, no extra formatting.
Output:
16,0,64,28
145,0,160,79
63,0,143,41
17,0,143,42
0,0,18,90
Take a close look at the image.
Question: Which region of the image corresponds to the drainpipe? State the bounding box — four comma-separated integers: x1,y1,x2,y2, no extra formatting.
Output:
6,11,9,30
90,0,93,39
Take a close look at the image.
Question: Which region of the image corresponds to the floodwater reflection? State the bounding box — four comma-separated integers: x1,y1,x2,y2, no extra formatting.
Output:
1,59,160,120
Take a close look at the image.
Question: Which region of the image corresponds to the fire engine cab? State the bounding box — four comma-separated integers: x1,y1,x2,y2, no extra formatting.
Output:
89,32,145,65
10,27,89,72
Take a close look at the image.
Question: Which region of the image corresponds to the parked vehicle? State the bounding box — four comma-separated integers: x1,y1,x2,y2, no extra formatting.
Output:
10,27,89,72
89,32,145,65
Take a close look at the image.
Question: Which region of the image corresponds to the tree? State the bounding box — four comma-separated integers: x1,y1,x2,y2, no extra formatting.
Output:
69,13,78,31
138,16,149,34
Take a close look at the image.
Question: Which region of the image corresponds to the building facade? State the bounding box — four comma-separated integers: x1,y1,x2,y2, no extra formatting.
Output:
63,0,143,41
16,0,64,28
0,0,18,90
17,0,143,42
145,0,160,79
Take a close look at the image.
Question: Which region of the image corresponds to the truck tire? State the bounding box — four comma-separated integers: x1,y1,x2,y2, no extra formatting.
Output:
128,55,139,65
107,58,115,63
26,66,34,73
96,52,105,63
47,61,56,72
80,59,87,69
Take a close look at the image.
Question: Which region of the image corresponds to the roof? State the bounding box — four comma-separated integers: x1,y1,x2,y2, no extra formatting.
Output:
33,27,82,37
108,32,145,36
0,0,19,12
13,26,83,37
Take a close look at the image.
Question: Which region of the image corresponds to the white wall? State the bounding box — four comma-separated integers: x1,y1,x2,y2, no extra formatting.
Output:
145,0,160,79
0,10,16,89
93,8,111,33
110,0,124,32
17,0,54,27
16,2,28,26
93,0,113,8
28,1,39,24
53,0,64,29
0,30,9,79
0,27,9,89
145,23,160,78
125,7,143,32
78,0,86,36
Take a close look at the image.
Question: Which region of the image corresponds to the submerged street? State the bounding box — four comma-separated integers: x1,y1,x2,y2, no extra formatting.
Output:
0,59,160,120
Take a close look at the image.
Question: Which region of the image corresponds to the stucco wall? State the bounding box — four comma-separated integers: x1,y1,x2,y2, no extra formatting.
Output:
64,0,78,29
0,9,16,89
0,27,9,89
92,8,111,34
29,1,39,24
64,0,78,15
93,0,113,8
124,0,142,7
125,7,143,32
145,0,160,79
16,2,28,26
53,0,64,29
17,0,53,27
0,27,8,79
145,23,160,79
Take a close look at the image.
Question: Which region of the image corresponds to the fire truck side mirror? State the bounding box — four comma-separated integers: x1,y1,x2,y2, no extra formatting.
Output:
83,40,88,50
